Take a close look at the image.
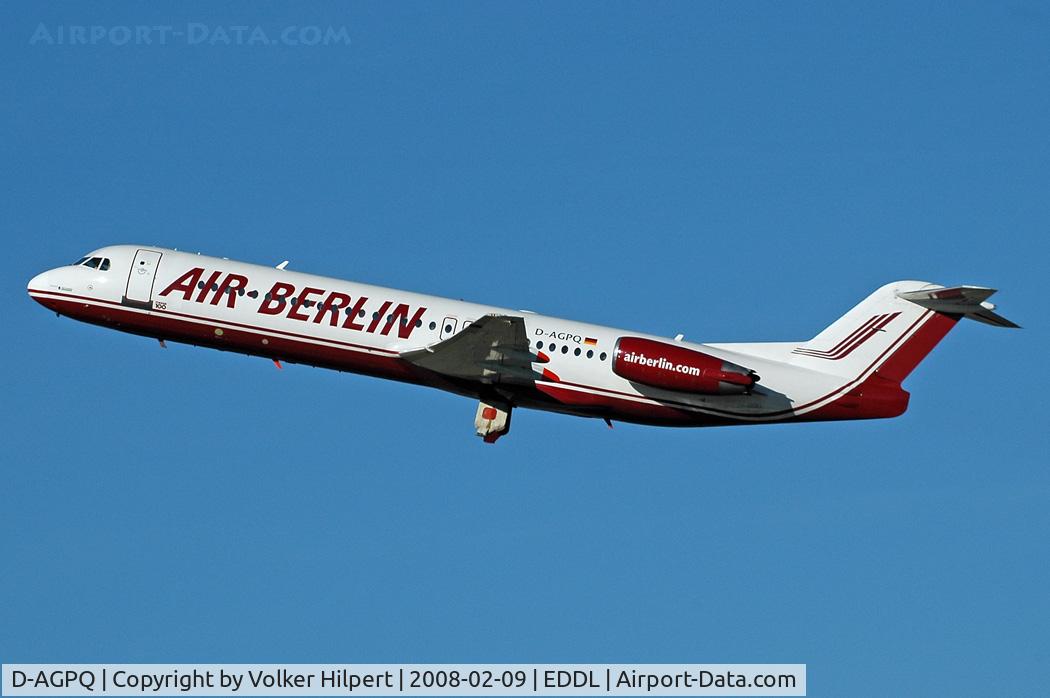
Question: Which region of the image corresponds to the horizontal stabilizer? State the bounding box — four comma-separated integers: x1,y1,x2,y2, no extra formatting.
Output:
897,286,1020,328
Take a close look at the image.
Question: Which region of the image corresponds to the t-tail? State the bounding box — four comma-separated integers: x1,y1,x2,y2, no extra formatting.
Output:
786,280,1018,420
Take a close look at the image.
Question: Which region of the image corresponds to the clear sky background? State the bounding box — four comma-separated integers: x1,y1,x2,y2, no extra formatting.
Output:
2,2,1047,696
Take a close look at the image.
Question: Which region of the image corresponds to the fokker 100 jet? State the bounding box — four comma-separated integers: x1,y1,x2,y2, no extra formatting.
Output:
28,245,1017,442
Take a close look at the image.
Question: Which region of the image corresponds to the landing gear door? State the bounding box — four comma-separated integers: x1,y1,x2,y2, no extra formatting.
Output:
125,249,163,306
440,317,458,340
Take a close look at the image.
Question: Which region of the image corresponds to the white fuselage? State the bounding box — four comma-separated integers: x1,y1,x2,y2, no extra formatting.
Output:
28,245,952,430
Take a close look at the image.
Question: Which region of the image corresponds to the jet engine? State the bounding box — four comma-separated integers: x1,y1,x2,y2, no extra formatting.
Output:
612,336,758,395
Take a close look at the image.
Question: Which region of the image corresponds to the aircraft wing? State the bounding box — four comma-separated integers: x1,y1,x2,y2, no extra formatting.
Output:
400,314,550,384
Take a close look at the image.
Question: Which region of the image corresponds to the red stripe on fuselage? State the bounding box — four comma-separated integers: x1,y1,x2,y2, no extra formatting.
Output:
30,290,418,384
539,309,933,420
30,289,399,356
29,289,938,427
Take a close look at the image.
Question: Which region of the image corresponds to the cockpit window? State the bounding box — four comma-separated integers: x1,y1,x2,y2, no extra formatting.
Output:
72,256,110,269
71,256,111,270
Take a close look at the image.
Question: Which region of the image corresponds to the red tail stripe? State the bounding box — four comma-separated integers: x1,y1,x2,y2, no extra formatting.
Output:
794,317,888,359
798,313,887,356
793,312,900,359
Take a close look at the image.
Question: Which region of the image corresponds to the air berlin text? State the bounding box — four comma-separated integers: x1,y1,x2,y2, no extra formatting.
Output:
159,268,427,339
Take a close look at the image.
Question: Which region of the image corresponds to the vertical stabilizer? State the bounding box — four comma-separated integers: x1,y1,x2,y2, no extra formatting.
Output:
789,281,1016,383
788,281,941,378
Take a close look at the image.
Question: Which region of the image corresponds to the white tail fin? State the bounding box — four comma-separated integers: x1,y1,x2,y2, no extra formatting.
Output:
709,279,1016,410
789,280,1017,380
789,281,933,377
786,281,933,378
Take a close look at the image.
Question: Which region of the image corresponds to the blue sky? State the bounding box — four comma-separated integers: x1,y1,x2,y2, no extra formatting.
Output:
2,2,1047,695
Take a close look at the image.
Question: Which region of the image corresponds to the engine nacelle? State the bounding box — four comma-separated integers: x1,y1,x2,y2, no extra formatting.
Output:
613,336,758,395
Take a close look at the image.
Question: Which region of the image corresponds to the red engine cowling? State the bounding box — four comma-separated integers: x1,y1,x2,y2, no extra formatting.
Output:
612,336,758,395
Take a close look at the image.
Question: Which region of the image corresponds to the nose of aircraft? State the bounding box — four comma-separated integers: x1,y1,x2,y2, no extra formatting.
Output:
27,269,64,313
27,270,50,294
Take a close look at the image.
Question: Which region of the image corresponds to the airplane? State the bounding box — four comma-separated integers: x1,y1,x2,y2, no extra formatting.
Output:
27,245,1018,442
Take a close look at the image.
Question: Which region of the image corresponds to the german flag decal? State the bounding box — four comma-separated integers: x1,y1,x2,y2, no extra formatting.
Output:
584,337,598,346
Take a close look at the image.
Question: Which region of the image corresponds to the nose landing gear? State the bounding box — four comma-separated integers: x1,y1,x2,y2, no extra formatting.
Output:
475,401,512,443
